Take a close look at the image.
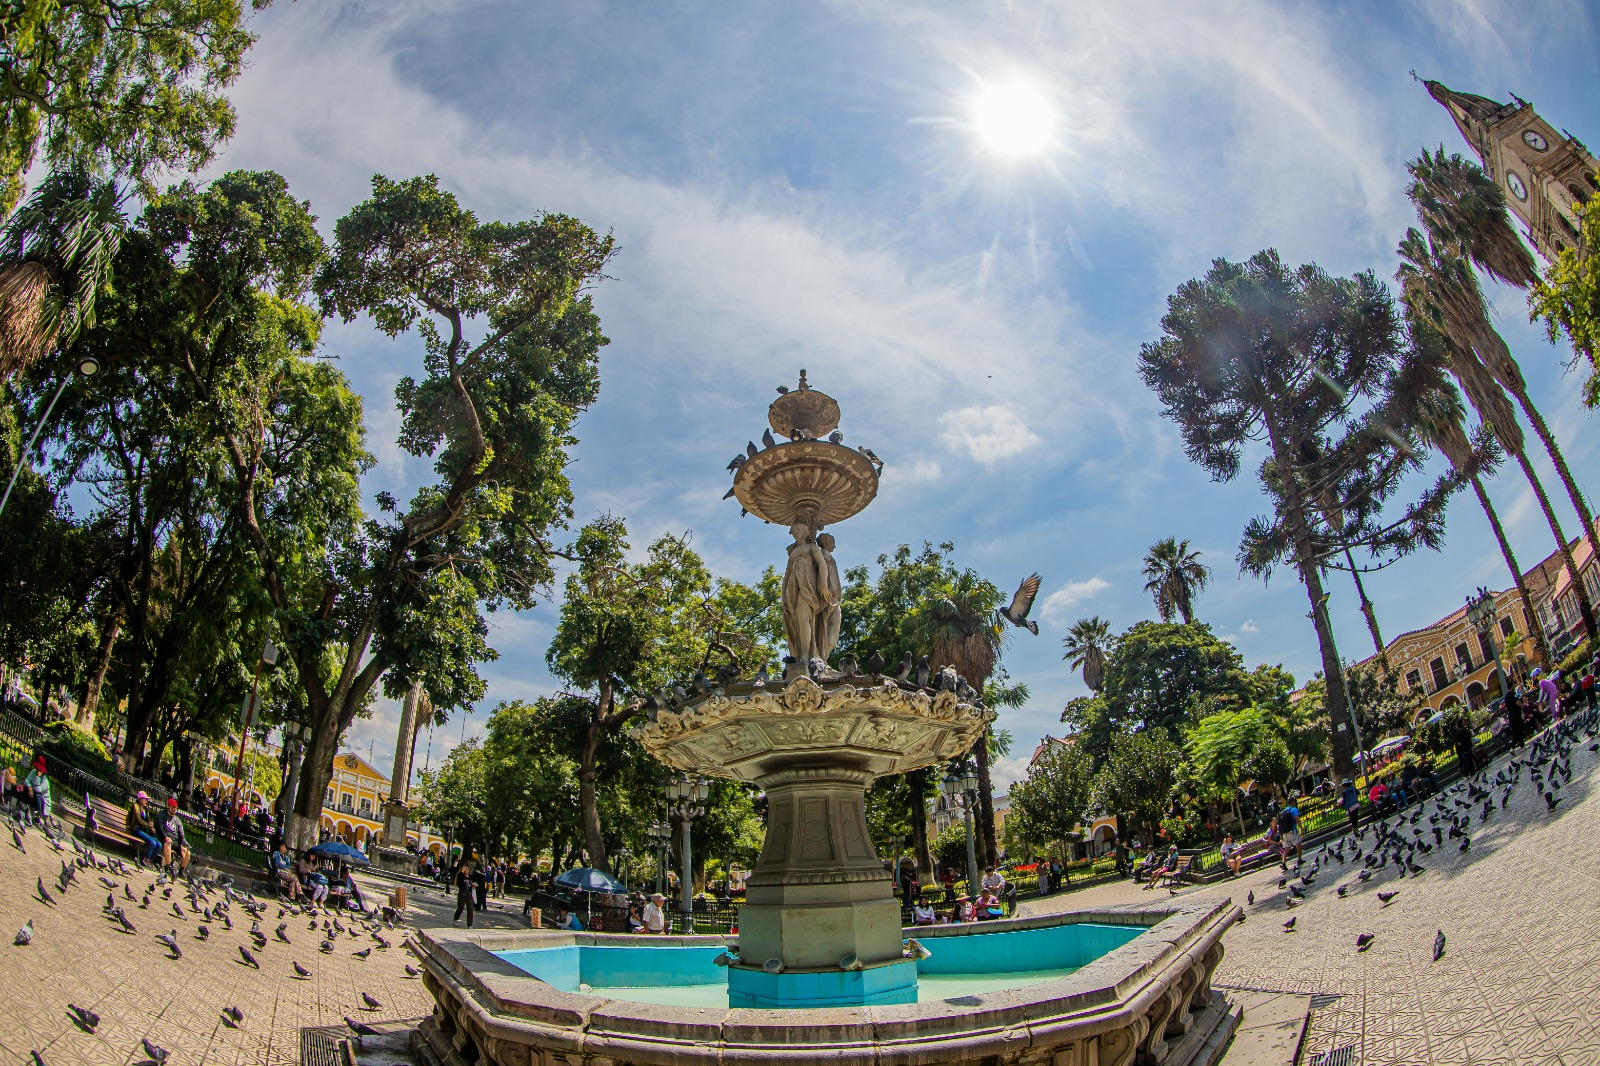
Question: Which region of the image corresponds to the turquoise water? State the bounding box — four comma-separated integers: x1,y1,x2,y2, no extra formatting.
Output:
495,922,1143,1009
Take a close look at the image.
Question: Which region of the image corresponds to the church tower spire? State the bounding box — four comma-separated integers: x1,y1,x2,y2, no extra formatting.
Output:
1423,78,1596,261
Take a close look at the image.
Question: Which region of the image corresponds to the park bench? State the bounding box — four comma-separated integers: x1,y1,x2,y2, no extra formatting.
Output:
1155,854,1193,891
80,793,141,856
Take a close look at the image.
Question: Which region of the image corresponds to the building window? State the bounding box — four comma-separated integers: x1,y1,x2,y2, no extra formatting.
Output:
324,788,333,805
1430,658,1449,691
1405,669,1423,694
358,798,372,816
340,793,353,813
1500,616,1514,639
1585,568,1600,603
1477,631,1496,664
1454,642,1473,671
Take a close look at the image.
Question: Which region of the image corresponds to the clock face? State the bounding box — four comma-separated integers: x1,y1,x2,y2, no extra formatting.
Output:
1507,172,1528,201
1522,129,1549,152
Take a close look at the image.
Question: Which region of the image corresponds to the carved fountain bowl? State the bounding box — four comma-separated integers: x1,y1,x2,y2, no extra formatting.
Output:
732,441,879,528
632,676,991,783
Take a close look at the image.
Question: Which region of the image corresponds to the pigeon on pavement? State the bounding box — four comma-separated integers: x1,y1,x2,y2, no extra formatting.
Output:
1432,929,1447,961
361,992,383,1011
15,919,33,945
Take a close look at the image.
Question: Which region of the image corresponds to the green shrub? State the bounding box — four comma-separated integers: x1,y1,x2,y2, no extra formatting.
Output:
1557,639,1595,678
37,721,114,779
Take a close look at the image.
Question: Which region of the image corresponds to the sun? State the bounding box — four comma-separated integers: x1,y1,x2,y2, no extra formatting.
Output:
969,80,1056,157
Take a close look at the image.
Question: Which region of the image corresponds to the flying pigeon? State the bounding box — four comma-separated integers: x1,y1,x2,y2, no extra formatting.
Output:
1432,929,1447,961
15,919,33,945
995,574,1042,634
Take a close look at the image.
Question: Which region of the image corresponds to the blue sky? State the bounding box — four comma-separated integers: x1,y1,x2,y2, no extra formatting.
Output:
205,0,1600,790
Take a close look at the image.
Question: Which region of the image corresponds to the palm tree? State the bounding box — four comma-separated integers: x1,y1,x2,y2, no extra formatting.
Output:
1141,537,1211,624
1397,225,1598,642
925,572,1004,866
1061,616,1113,692
1407,150,1598,635
1401,310,1553,668
0,170,125,381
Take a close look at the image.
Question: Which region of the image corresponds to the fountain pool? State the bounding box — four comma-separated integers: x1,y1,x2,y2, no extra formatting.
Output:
494,921,1144,1009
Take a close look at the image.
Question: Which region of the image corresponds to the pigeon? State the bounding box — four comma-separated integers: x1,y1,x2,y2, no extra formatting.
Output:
1432,929,1447,962
156,930,181,958
239,945,259,968
227,1006,243,1024
345,1015,381,1036
1459,837,1471,853
857,446,882,468
1246,891,1255,905
828,430,844,444
1356,869,1373,883
761,428,777,449
141,1037,169,1064
1377,890,1399,906
914,656,931,688
746,441,758,459
15,919,33,945
1356,933,1375,951
69,1004,99,1030
404,964,421,978
374,935,390,950
1282,917,1296,930
995,574,1042,634
37,879,55,906
320,939,335,954
353,947,371,960
714,663,739,686
836,653,859,677
196,925,209,940
865,650,885,675
171,902,185,920
293,961,311,978
115,909,136,934
1337,884,1349,898
276,922,290,943
361,992,383,1010
752,663,769,688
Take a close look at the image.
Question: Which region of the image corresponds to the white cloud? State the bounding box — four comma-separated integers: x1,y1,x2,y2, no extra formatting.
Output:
938,404,1041,465
1040,577,1111,623
1239,619,1259,634
989,753,1033,791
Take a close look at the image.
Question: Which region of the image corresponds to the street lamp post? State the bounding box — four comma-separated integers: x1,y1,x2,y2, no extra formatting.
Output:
942,766,981,896
647,822,671,895
0,356,100,518
229,640,278,821
665,775,710,918
279,721,316,821
616,846,633,890
1467,586,1510,707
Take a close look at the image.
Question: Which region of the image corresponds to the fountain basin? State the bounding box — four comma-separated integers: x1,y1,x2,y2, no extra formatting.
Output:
413,897,1240,1066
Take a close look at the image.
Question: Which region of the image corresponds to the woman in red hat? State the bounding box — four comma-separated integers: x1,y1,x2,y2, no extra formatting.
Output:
23,755,50,823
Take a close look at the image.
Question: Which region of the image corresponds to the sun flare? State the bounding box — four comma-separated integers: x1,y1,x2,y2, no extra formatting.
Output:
970,80,1056,157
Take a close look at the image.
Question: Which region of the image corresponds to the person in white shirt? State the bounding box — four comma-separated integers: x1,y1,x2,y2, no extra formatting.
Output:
643,892,666,933
912,902,935,926
980,867,1006,893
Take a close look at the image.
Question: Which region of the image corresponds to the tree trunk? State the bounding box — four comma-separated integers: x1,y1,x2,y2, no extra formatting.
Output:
78,607,121,728
578,681,613,875
289,704,339,849
1261,408,1356,778
391,681,422,805
973,732,999,867
1343,548,1388,669
1472,473,1553,671
1512,447,1597,643
1516,385,1599,576
908,768,934,882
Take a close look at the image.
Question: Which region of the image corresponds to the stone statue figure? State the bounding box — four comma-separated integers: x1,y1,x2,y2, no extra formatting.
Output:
782,522,823,665
814,532,842,661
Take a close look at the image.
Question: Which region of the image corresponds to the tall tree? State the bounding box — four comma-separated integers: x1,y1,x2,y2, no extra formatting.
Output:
1006,739,1094,858
1140,538,1211,624
1397,226,1596,643
0,0,259,212
1140,251,1433,779
1406,150,1598,638
1090,730,1183,847
1060,615,1113,692
1531,177,1600,399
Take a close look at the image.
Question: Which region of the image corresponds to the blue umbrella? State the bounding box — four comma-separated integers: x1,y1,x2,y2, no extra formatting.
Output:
306,840,370,865
553,867,626,893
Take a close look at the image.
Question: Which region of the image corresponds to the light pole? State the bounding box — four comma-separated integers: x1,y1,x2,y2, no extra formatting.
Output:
942,765,980,896
616,846,633,890
229,640,278,819
0,355,100,517
647,822,671,895
1467,586,1510,707
279,720,315,822
665,775,710,917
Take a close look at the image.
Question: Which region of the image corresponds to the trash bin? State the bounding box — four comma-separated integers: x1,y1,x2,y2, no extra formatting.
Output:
527,907,541,928
390,886,407,909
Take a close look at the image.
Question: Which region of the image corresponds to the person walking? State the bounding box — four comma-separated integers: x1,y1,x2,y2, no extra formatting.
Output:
1505,687,1529,748
453,860,476,927
472,861,489,910
1339,779,1361,838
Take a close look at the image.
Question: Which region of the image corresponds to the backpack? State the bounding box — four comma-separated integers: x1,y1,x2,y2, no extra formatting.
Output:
1275,808,1296,832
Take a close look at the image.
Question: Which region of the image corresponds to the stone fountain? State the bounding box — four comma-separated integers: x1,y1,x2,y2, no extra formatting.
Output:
632,372,992,1007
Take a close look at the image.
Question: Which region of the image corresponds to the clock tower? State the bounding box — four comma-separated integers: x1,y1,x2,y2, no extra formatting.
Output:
1425,79,1595,261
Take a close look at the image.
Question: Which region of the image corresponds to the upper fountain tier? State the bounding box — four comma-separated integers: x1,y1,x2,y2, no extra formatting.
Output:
732,371,879,528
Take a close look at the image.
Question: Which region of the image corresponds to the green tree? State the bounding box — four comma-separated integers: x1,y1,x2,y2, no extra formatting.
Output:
1184,704,1293,830
1531,175,1600,399
0,0,259,212
1141,538,1211,624
1140,250,1456,779
1060,615,1112,692
1006,740,1095,856
1090,729,1183,846
412,740,493,859
1402,149,1598,640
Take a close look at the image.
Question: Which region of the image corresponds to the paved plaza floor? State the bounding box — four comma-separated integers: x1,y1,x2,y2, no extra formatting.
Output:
1022,721,1600,1065
0,833,529,1066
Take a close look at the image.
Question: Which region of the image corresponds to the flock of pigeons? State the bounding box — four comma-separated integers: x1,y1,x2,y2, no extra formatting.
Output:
1238,700,1599,965
6,812,422,1063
